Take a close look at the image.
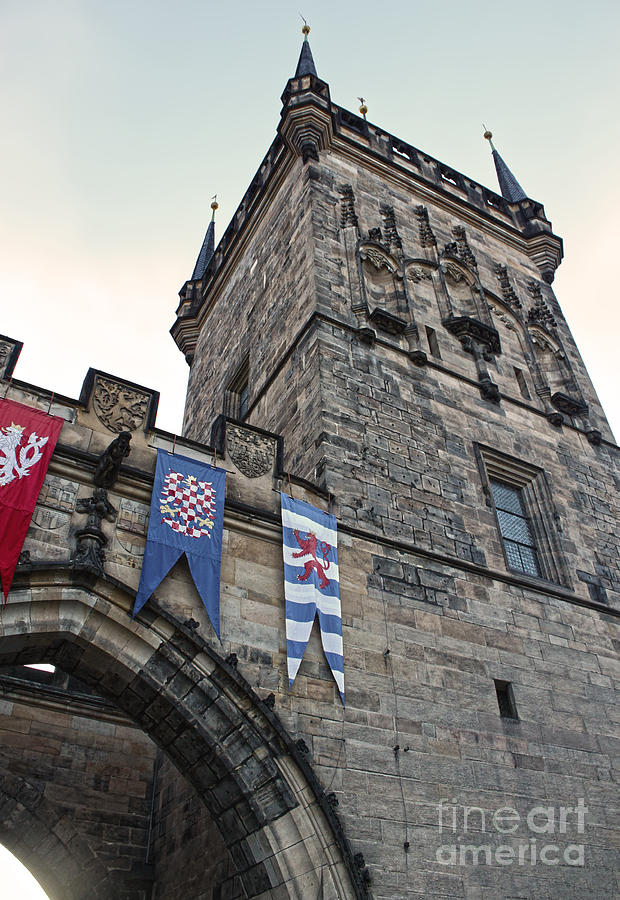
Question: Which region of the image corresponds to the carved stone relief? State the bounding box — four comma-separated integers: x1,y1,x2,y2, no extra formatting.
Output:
406,267,432,283
0,341,13,379
226,424,277,478
31,507,71,533
495,264,522,310
361,247,394,272
414,206,437,248
339,184,359,229
490,304,515,331
38,475,79,511
117,498,150,536
442,262,466,285
527,296,557,329
93,376,150,433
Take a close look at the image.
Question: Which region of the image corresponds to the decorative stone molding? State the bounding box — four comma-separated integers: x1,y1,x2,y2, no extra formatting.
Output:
356,327,376,346
414,205,437,248
442,315,501,355
527,283,557,329
368,308,408,336
92,375,152,433
490,304,515,331
406,266,432,283
339,184,359,229
381,205,403,254
452,225,477,270
360,246,395,273
550,392,588,417
494,264,522,310
226,423,277,478
0,336,23,380
73,487,117,572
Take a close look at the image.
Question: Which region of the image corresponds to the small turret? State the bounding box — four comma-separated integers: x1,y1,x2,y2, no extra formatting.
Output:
484,129,527,203
191,197,218,281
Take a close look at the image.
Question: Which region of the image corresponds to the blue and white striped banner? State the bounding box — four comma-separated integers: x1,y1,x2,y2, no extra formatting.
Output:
281,494,344,705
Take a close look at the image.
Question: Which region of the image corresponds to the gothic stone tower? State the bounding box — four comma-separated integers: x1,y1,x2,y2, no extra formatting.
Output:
171,35,619,900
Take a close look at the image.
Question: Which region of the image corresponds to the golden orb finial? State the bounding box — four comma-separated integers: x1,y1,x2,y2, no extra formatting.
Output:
210,194,218,220
302,23,310,37
358,97,368,119
484,130,493,141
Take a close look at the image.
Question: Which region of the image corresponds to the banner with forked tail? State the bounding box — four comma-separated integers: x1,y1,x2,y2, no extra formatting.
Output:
133,449,225,636
281,494,345,705
0,398,64,602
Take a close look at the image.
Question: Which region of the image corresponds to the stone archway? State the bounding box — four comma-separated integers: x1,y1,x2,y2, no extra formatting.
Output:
0,564,365,899
0,755,111,900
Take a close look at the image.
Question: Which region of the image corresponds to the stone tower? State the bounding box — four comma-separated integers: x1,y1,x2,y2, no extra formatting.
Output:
170,31,620,899
0,30,617,900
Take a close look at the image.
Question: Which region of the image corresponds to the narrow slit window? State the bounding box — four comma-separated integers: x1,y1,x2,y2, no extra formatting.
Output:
224,357,250,421
494,679,518,719
513,366,531,400
426,326,441,359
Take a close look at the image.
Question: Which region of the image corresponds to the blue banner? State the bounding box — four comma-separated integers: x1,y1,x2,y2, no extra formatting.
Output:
281,494,345,705
133,449,226,637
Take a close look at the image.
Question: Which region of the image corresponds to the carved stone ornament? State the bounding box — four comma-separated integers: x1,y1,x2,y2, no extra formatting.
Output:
94,432,132,488
442,262,466,285
550,392,588,417
406,266,432,283
73,487,117,573
414,205,437,248
495,264,522,310
442,315,501,355
0,341,12,378
361,247,394,272
490,304,515,331
93,376,150,434
452,225,477,270
368,308,408,336
527,296,556,329
226,423,276,478
529,329,554,352
339,184,359,229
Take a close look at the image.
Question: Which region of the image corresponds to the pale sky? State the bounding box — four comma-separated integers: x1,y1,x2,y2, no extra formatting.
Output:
1,0,618,441
0,4,618,889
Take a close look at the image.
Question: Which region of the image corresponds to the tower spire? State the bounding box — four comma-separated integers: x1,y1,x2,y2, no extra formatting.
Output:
294,20,318,77
484,129,527,203
191,196,218,281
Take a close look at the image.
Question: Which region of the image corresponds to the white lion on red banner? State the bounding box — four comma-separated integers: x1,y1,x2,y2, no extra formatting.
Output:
0,423,49,487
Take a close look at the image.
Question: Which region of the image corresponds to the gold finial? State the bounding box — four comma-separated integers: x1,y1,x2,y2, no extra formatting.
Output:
483,125,495,151
358,97,368,120
210,194,218,219
300,14,310,38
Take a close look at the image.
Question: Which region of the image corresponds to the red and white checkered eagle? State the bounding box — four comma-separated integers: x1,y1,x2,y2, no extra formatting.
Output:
159,470,216,539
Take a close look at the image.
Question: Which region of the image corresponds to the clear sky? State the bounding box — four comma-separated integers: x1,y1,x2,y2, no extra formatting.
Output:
1,0,618,440
0,5,618,889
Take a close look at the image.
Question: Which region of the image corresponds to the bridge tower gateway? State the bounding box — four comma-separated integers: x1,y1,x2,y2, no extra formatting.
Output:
0,28,618,900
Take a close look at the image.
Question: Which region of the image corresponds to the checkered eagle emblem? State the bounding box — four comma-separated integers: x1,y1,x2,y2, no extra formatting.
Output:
159,470,216,539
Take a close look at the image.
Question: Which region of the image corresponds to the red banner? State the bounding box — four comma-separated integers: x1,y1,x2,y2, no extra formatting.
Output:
0,398,64,601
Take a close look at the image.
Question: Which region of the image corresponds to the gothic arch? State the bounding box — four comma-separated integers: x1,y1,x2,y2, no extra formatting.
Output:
358,242,404,316
0,755,110,900
440,256,481,319
527,324,578,396
1,565,364,899
403,258,441,318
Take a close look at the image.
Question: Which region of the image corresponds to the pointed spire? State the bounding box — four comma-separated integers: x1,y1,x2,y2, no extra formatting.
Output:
295,21,317,78
484,129,527,203
191,197,218,281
